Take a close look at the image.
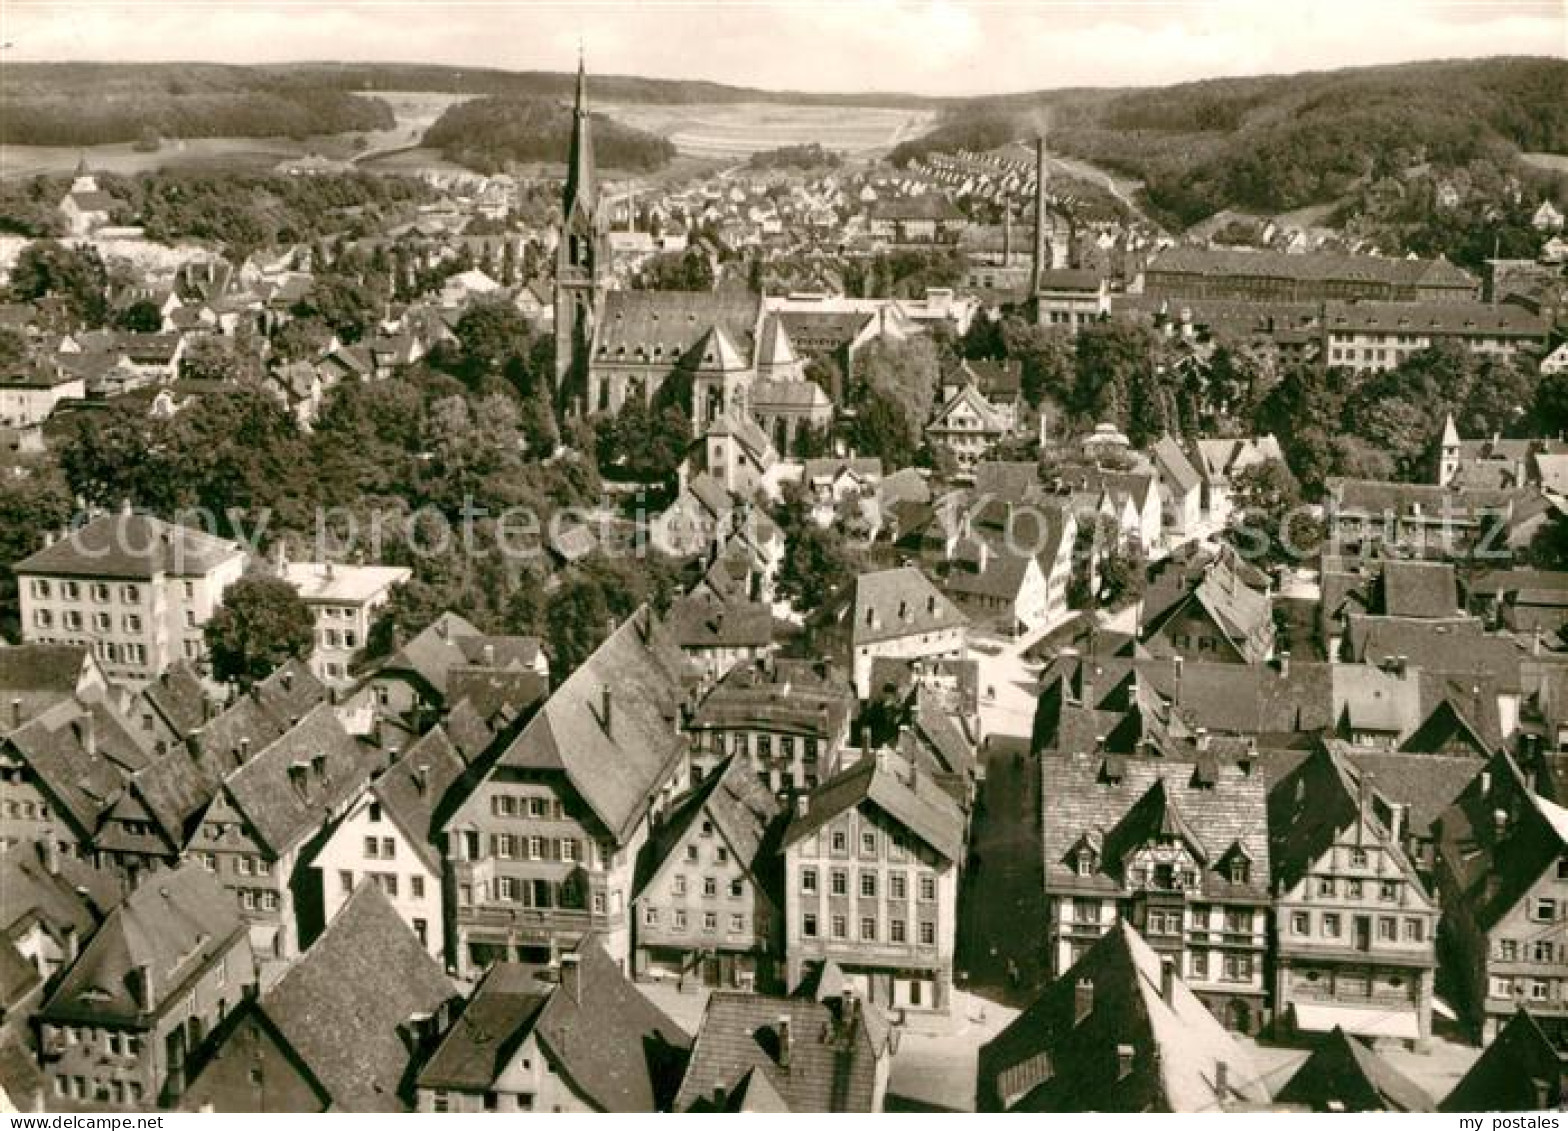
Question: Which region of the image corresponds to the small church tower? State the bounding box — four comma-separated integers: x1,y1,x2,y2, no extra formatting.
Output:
554,54,606,401
1438,413,1462,486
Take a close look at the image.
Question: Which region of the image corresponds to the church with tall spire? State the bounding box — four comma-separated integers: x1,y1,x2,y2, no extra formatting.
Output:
553,53,607,396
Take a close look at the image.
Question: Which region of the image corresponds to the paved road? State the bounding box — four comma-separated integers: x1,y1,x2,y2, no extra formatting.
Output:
956,740,1047,1009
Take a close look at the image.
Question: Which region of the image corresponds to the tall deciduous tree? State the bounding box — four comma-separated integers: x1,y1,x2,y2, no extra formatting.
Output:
204,576,315,688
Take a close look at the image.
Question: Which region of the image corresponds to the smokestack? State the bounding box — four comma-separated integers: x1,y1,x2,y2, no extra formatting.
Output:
1030,132,1049,295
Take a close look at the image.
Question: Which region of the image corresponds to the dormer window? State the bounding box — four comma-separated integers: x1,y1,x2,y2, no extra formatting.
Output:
1229,858,1250,884
1075,849,1096,877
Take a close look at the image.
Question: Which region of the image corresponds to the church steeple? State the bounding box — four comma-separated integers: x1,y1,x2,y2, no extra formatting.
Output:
554,50,605,398
563,51,595,223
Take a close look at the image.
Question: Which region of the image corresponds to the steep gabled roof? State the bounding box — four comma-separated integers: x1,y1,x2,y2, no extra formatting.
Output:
634,754,781,902
784,751,964,863
978,922,1267,1112
852,567,966,647
40,862,246,1027
247,885,452,1111
481,607,689,843
1276,1027,1434,1112
372,726,467,875
674,991,894,1112
14,514,240,580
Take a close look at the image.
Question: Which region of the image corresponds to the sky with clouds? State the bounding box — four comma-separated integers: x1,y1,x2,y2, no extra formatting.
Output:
3,1,1563,96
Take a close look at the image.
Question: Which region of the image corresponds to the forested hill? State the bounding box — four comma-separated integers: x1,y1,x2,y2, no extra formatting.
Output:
890,56,1568,227
421,98,676,174
1,63,394,146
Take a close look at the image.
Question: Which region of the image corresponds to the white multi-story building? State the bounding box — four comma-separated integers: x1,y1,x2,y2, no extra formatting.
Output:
280,561,410,688
15,511,246,685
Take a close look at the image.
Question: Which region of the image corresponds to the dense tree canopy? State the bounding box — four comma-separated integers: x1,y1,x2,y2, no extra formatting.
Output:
204,576,316,688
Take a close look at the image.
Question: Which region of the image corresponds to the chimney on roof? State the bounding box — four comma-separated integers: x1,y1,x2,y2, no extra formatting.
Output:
1160,956,1176,1005
559,951,581,1004
413,765,429,797
1215,1061,1229,1100
127,963,154,1012
311,752,326,783
482,643,495,666
795,795,809,819
1074,977,1094,1025
39,838,59,876
1195,727,1209,753
1492,807,1509,838
600,685,613,734
76,713,96,757
1116,1043,1136,1080
776,1014,793,1069
280,669,293,692
1480,769,1492,797
1277,649,1291,678
239,737,251,763
9,698,20,731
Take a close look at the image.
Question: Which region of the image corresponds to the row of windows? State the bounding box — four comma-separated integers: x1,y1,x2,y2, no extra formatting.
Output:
2,799,50,821
53,1076,145,1104
318,627,360,650
341,870,424,900
490,834,581,863
54,1026,142,1055
1496,937,1561,964
710,731,821,762
237,888,281,912
683,841,729,866
671,874,744,899
1490,976,1560,1002
801,867,937,902
364,836,398,860
193,853,272,877
643,906,748,934
1309,874,1404,901
491,795,568,821
31,580,145,603
1287,911,1424,943
1190,950,1253,983
802,912,936,946
33,609,145,633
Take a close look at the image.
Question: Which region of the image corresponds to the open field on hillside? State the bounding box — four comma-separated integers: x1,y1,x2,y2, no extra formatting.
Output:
1522,152,1568,172
600,101,938,159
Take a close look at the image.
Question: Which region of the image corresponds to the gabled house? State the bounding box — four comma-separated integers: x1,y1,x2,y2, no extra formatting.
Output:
632,755,782,988
845,568,968,699
1267,744,1439,1046
926,383,1011,471
415,938,691,1113
1039,750,1272,1033
36,862,256,1109
662,592,776,684
180,884,454,1112
1142,556,1274,665
1152,435,1203,543
782,750,965,1013
309,725,466,964
365,612,547,726
441,607,691,974
1433,750,1568,1039
186,703,376,962
1191,435,1284,527
978,921,1267,1112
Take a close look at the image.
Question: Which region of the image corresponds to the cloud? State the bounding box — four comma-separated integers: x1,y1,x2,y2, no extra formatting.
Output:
1,0,1561,94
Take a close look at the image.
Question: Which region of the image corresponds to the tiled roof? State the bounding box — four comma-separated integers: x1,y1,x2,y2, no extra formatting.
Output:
595,289,760,367
140,661,210,739
1379,561,1459,618
258,885,452,1110
1147,246,1475,289
1151,435,1201,495
530,937,692,1111
664,593,775,650
483,607,690,843
852,567,966,647
4,697,151,840
1344,615,1526,694
15,513,242,580
221,703,374,857
373,726,467,876
785,751,965,863
978,921,1267,1112
416,963,550,1092
1435,750,1566,934
1324,300,1545,338
690,658,852,738
1276,1027,1434,1112
40,862,245,1026
635,754,781,902
1040,751,1270,902
674,991,894,1112
0,841,103,946
1440,1008,1568,1112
